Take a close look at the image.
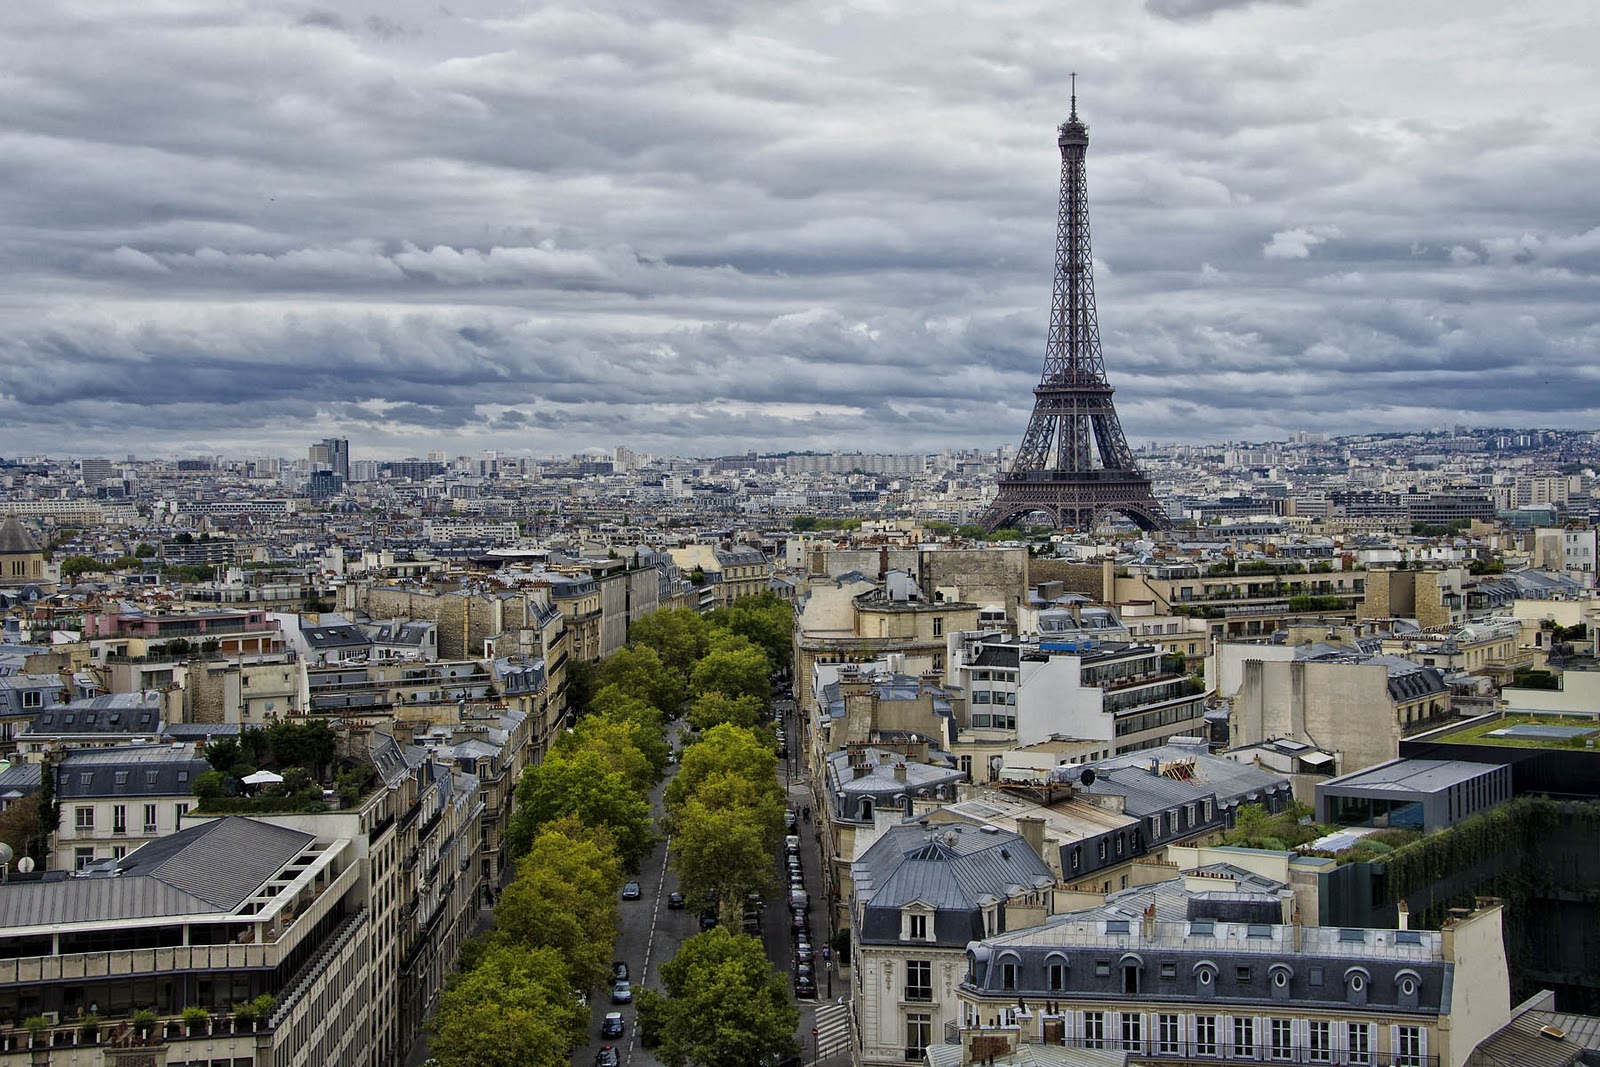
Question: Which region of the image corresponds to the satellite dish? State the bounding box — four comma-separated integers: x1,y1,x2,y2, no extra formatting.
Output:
0,844,12,865
17,857,33,873
1079,768,1097,786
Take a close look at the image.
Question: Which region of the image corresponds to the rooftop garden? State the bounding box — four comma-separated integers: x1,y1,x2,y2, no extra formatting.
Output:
1434,712,1599,749
191,721,376,813
1223,801,1422,865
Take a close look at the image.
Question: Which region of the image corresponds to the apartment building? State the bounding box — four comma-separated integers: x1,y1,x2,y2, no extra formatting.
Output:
49,743,210,871
952,897,1512,1067
850,821,1057,1067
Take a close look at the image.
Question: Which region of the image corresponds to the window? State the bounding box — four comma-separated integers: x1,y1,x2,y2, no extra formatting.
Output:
75,806,94,831
144,804,158,833
146,770,158,786
908,913,929,940
1307,1020,1332,1063
114,771,129,787
1346,1023,1371,1065
1047,962,1066,991
1269,1019,1293,1060
74,847,95,870
1000,961,1017,991
22,691,42,709
932,617,943,637
1236,966,1252,983
1233,1016,1256,1058
1157,1014,1181,1055
1396,1026,1424,1067
1120,1013,1143,1052
905,1013,931,1061
1094,960,1110,977
1196,1015,1218,1056
1160,962,1176,979
112,805,127,835
111,845,127,860
905,960,932,1002
176,802,189,821
1083,1011,1105,1050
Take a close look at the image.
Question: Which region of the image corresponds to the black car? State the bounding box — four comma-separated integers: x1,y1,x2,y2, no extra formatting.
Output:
667,891,685,910
611,961,629,985
601,1013,625,1039
794,974,817,999
611,981,633,1005
596,1047,620,1067
621,881,642,901
699,911,719,931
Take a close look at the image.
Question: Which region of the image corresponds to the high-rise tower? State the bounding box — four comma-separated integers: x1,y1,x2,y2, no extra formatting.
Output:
979,89,1169,533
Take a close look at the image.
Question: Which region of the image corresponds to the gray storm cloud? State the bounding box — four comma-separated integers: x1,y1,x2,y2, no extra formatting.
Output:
0,0,1595,457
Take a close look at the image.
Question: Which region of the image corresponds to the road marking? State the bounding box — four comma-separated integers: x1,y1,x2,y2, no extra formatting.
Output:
625,831,672,1063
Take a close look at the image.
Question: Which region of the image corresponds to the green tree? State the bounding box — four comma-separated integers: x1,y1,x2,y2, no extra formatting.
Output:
59,556,104,581
552,715,656,793
134,543,157,558
588,686,671,775
708,592,793,670
637,929,799,1067
600,644,686,718
676,770,785,851
666,725,780,816
429,943,585,1067
627,609,711,680
685,690,763,733
265,720,337,774
689,645,770,706
669,797,774,916
495,818,623,992
201,736,243,773
506,748,655,869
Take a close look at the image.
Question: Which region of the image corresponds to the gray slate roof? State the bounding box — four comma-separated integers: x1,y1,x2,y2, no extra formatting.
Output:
0,816,315,929
855,823,1054,913
57,743,210,798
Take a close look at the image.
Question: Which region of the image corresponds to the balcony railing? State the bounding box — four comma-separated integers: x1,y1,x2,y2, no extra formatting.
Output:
955,1028,1436,1067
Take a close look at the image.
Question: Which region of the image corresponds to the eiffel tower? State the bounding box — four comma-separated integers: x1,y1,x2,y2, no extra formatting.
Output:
980,85,1169,534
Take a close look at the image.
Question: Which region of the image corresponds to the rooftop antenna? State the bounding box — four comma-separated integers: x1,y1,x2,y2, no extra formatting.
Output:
1070,71,1078,118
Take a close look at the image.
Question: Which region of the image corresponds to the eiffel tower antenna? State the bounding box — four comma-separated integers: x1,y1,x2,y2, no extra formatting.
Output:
978,91,1169,533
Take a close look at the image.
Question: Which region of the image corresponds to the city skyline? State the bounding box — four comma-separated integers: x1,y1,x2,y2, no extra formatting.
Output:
2,0,1595,458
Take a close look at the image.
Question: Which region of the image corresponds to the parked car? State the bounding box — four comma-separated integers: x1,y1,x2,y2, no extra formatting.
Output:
794,940,814,962
788,888,808,912
601,1013,625,1038
611,980,633,1005
621,881,642,900
785,808,799,832
794,973,817,999
596,1047,620,1067
611,961,629,985
699,911,719,931
667,891,685,910
784,835,801,856
790,912,810,936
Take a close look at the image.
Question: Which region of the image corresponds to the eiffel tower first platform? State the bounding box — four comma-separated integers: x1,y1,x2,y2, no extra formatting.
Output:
979,88,1170,534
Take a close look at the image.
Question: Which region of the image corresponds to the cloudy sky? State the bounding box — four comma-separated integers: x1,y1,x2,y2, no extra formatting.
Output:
2,0,1596,460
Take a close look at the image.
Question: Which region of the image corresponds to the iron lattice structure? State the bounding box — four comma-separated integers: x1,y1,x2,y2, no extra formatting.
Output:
979,93,1169,534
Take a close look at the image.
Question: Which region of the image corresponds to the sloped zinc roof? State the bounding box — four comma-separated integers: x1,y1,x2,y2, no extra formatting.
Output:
0,816,315,929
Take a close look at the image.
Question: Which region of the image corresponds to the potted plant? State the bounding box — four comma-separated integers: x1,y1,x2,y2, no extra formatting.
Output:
230,1002,258,1030
182,1006,210,1036
22,1016,49,1048
131,1007,159,1039
77,1010,101,1042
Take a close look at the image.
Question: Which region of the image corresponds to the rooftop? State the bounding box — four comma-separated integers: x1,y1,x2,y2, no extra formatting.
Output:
1413,712,1600,751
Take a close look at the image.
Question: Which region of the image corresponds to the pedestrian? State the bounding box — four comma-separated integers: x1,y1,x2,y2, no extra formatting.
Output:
803,805,811,822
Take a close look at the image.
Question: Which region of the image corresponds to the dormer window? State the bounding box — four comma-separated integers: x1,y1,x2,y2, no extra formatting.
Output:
902,906,933,942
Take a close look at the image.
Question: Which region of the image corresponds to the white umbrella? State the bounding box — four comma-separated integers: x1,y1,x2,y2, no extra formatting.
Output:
241,770,284,786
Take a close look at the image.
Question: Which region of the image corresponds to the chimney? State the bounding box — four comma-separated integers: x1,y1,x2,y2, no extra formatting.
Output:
879,546,889,582
1016,816,1046,863
1396,900,1410,931
893,762,907,783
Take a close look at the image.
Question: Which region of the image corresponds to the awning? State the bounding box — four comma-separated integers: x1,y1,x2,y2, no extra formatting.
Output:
1299,752,1336,768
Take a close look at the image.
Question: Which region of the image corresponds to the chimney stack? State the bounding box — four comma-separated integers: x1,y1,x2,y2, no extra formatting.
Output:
893,762,908,783
1016,816,1047,863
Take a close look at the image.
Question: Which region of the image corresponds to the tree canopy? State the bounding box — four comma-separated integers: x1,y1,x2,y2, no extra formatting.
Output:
428,943,586,1067
708,592,793,670
688,645,771,706
495,818,623,991
685,690,763,733
600,643,686,718
507,747,655,869
638,929,799,1067
626,608,711,681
